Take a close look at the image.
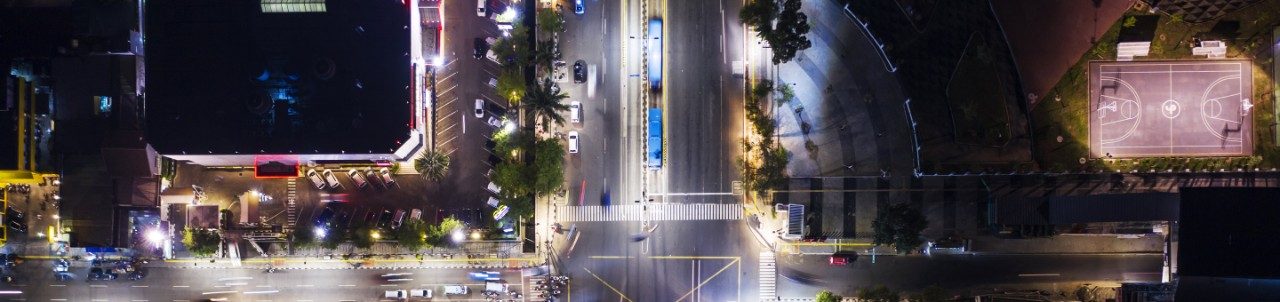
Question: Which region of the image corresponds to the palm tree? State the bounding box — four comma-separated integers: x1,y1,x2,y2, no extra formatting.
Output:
414,150,451,182
533,41,559,73
521,77,570,130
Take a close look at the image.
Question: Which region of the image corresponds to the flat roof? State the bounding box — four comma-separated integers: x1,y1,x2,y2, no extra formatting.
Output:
144,0,411,155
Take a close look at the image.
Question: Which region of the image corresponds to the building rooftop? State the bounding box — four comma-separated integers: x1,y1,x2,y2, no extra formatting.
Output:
144,0,411,155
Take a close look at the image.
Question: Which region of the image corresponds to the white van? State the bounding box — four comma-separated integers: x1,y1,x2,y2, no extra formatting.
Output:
486,182,502,194
321,170,342,189
444,285,469,295
306,170,326,189
570,101,581,124
486,196,500,208
409,289,432,298
475,0,486,17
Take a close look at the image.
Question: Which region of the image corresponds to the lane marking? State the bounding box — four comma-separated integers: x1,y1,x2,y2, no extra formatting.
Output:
675,258,741,302
172,285,189,288
132,285,149,288
338,284,356,287
89,285,107,288
48,285,65,287
582,267,634,302
296,284,314,287
1018,273,1061,277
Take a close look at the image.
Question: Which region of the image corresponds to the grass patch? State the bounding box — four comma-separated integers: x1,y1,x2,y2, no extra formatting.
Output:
947,35,1012,147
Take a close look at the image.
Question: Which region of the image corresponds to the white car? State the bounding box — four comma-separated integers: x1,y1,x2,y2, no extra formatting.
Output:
486,49,500,64
486,182,502,194
487,116,502,128
409,289,432,298
306,170,325,189
378,167,396,186
567,131,579,154
347,169,368,189
474,99,485,118
384,289,407,299
487,77,498,88
476,0,486,17
321,170,342,189
570,101,581,124
444,285,469,295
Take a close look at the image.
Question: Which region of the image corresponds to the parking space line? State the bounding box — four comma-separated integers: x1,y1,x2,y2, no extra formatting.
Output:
437,71,458,83
437,84,459,96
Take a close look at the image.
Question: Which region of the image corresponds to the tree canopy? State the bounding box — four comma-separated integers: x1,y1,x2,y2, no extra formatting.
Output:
858,285,900,302
182,228,220,257
521,77,570,129
816,290,843,302
414,150,451,182
394,220,429,250
767,0,812,64
536,8,565,37
871,202,928,254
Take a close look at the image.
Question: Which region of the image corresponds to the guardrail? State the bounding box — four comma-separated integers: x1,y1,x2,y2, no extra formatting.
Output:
843,4,897,73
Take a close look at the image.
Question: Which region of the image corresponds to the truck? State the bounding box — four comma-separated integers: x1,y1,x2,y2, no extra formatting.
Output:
647,108,663,170
647,18,663,91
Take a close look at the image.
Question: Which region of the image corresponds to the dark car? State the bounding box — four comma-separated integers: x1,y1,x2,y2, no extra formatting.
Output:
473,37,488,59
488,154,503,166
88,268,117,281
364,211,379,224
484,140,497,151
313,207,336,229
7,220,26,233
377,210,394,228
573,60,586,83
334,211,352,228
485,102,507,117
574,0,584,15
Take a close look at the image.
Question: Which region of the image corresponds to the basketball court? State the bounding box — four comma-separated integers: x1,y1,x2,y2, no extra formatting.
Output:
1089,60,1253,158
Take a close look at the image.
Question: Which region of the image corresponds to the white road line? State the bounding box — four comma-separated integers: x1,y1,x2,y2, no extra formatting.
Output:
1017,273,1060,277
132,300,149,302
50,299,67,301
172,285,189,288
338,284,356,287
48,285,64,287
132,285,149,288
89,285,107,288
91,300,107,302
296,284,314,287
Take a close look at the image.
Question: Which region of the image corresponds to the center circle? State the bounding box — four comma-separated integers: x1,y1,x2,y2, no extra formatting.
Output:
1161,99,1181,119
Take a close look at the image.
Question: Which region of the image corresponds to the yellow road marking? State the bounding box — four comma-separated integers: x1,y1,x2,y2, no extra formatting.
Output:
673,258,740,302
582,267,634,302
779,242,874,247
649,256,739,260
588,256,635,259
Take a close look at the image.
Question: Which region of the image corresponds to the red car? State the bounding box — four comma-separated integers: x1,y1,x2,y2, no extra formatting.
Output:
829,252,857,266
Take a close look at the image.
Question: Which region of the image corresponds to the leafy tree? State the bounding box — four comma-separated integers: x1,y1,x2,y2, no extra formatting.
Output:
739,0,777,38
521,78,570,129
533,40,560,72
767,0,812,64
871,202,928,254
493,23,532,70
532,138,566,195
1122,15,1136,28
291,226,315,247
816,290,843,302
394,220,429,250
497,69,526,104
536,8,565,37
352,225,377,249
414,150,451,182
908,285,948,302
858,285,900,302
182,228,221,257
321,223,347,249
426,217,465,246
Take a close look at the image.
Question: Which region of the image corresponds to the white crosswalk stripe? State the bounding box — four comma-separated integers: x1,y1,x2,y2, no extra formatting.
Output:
759,251,776,300
556,203,743,222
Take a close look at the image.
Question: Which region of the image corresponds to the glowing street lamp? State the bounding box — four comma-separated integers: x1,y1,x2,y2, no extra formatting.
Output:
432,55,444,66
314,227,327,240
371,231,382,240
145,228,166,248
450,228,465,243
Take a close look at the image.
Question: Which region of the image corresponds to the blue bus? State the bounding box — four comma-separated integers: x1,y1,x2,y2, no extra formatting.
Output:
648,18,662,91
647,108,662,170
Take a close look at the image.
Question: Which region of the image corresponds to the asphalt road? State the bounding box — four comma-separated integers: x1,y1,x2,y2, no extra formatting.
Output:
776,253,1164,296
1,260,524,301
559,0,623,209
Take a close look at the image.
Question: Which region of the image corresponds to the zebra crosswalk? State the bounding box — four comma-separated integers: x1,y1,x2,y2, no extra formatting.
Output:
759,251,776,300
556,203,743,222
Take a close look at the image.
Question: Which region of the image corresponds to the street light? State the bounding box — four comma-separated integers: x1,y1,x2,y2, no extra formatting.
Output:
450,228,465,243
145,228,165,248
371,231,382,240
470,230,482,240
432,55,444,66
314,227,327,239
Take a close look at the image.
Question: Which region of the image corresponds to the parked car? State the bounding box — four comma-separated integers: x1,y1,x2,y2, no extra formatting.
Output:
493,205,510,220
473,37,488,59
567,131,580,154
486,182,502,194
487,116,502,128
829,252,857,266
347,169,369,189
366,170,385,189
377,210,394,228
474,99,486,118
321,170,342,189
306,170,326,189
443,285,469,295
574,0,584,15
475,0,486,17
570,101,582,123
314,207,336,229
409,289,432,298
409,209,422,221
384,289,407,299
573,60,586,83
378,168,396,186
392,210,406,229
